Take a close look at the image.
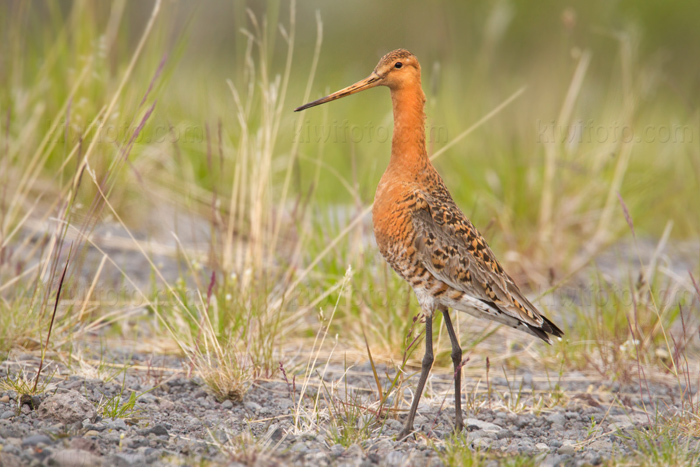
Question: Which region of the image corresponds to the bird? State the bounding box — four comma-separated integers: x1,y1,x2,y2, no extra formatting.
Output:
295,49,563,440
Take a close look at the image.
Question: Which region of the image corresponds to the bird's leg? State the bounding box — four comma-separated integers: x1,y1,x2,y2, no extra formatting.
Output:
398,313,434,440
440,305,464,432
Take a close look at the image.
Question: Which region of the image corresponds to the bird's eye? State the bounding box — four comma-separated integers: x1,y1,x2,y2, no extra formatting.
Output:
394,62,403,69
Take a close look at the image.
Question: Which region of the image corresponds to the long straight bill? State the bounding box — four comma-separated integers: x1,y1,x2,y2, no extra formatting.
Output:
295,73,381,112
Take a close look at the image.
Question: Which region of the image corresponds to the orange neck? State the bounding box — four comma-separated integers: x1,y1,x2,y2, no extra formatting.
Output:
389,82,429,175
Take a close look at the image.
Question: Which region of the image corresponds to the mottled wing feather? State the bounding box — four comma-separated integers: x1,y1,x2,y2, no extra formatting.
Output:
411,188,553,332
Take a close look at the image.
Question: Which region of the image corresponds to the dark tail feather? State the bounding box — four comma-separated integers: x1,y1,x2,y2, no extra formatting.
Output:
542,315,564,338
527,315,564,344
479,298,564,344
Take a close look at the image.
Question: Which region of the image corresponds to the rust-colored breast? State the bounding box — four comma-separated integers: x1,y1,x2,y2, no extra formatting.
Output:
372,173,423,282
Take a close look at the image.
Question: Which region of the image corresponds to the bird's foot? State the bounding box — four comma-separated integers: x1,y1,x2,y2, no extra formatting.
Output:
453,420,464,434
397,428,414,441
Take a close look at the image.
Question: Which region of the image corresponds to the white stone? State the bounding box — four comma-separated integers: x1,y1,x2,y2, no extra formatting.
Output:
465,418,502,433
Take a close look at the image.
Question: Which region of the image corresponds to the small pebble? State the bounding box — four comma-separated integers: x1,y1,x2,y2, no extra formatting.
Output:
244,401,262,412
330,444,344,456
107,419,128,431
466,418,502,433
546,413,566,425
49,449,102,467
38,390,96,424
22,434,53,446
277,398,293,410
472,438,491,449
385,450,407,466
558,445,576,455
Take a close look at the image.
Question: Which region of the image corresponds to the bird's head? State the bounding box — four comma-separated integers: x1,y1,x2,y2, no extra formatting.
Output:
295,49,420,112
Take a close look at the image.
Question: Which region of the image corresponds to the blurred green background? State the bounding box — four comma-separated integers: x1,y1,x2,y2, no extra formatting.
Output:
2,0,699,262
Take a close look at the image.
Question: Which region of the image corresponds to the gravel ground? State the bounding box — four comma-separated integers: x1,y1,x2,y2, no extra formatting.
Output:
4,226,696,465
0,350,686,466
